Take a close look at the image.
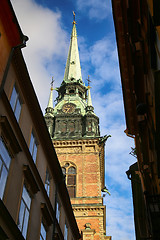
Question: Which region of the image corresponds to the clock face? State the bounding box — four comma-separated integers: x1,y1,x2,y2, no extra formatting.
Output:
62,103,75,113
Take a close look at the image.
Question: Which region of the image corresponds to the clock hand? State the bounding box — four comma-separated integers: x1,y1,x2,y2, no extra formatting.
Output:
65,107,70,112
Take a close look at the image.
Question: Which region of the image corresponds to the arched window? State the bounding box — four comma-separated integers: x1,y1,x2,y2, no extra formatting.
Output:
61,122,67,134
88,121,92,132
62,167,66,175
79,91,82,97
62,163,76,198
69,89,75,94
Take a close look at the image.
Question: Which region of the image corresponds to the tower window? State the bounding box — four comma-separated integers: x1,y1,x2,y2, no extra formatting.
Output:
68,122,75,134
62,167,66,176
79,91,82,97
88,121,92,132
61,122,67,134
69,89,75,94
62,163,76,198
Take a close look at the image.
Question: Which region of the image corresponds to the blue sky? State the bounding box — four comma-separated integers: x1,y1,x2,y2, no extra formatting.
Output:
11,0,136,239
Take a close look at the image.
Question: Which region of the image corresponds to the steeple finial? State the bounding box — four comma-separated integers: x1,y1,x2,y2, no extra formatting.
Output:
73,11,76,24
51,76,54,90
87,75,91,87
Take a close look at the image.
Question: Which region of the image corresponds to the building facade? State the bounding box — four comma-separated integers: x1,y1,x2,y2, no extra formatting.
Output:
111,0,160,239
0,1,80,239
44,17,111,240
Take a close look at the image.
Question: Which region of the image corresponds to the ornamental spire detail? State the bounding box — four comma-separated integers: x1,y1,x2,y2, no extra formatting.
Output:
86,75,94,113
45,77,54,118
47,77,54,109
45,77,55,136
87,75,93,107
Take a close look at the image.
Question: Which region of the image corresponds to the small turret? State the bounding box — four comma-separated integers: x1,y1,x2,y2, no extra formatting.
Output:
47,80,54,109
86,76,94,113
84,76,100,137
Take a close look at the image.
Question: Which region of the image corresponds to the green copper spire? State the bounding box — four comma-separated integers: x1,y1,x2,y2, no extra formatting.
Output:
63,12,83,84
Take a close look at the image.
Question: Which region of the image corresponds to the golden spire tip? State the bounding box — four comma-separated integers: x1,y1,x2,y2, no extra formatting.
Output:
72,11,76,24
51,76,54,90
87,75,91,88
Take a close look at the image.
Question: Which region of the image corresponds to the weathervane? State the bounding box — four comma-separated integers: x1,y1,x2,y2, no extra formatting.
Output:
51,76,54,90
87,75,91,87
73,11,76,24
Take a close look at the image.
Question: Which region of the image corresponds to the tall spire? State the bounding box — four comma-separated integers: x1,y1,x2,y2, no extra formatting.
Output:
63,12,83,84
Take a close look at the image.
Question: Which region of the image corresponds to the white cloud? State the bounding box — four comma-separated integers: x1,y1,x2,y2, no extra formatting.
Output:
92,91,124,128
104,190,135,239
79,35,121,93
11,0,69,112
90,38,120,86
76,0,112,20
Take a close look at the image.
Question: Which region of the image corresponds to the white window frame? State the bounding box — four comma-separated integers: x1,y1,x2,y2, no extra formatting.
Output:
40,222,47,240
10,85,22,121
18,184,31,239
29,131,38,163
62,163,76,198
64,222,68,240
45,168,51,196
0,137,11,199
56,200,60,222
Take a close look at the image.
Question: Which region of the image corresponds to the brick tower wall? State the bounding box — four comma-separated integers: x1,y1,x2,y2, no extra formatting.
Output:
53,139,107,240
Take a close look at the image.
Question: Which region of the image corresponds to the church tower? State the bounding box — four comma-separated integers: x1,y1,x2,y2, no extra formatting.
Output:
45,14,111,240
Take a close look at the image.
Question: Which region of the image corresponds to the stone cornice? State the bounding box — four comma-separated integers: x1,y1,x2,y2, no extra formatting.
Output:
71,196,102,199
53,139,103,154
55,113,82,118
72,205,105,212
53,138,99,146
